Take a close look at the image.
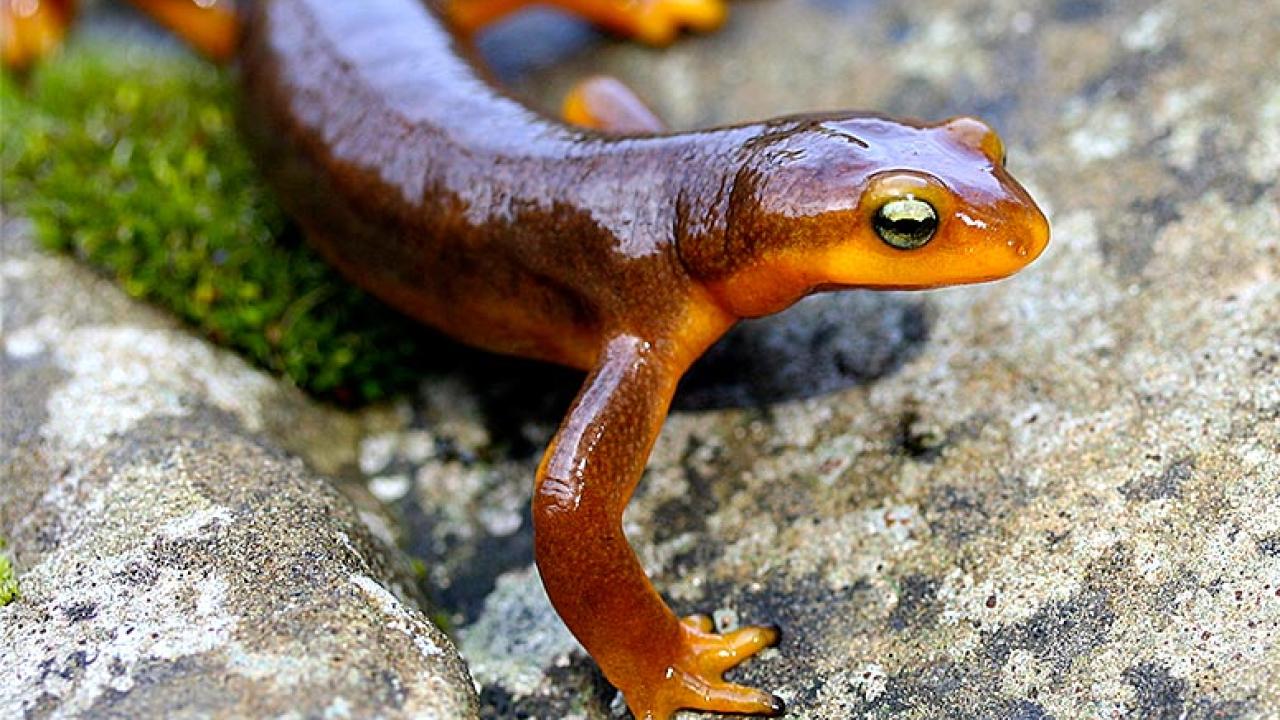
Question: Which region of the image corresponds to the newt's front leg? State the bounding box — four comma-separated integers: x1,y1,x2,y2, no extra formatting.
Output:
535,335,783,720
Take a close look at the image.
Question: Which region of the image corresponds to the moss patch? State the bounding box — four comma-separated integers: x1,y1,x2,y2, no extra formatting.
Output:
1,41,436,404
0,539,17,606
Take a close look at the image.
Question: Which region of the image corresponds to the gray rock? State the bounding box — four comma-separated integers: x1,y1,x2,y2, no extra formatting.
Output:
0,219,480,719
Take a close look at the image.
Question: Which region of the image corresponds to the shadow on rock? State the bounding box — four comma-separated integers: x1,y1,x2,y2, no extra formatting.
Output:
677,292,933,411
425,291,933,457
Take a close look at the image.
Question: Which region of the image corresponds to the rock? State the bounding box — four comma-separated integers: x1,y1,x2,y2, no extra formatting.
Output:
0,218,480,719
382,0,1278,717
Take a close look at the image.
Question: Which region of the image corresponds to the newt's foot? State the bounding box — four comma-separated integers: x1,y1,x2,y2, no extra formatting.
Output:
623,614,783,720
629,0,727,46
562,75,667,134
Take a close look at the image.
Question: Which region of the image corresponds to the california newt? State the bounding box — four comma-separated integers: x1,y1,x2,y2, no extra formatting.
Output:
4,1,1050,717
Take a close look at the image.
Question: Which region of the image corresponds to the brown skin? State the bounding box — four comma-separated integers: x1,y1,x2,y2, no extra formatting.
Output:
10,0,1051,717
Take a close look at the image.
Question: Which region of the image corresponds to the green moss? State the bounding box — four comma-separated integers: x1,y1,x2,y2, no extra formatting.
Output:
0,539,17,606
429,609,454,634
1,41,435,404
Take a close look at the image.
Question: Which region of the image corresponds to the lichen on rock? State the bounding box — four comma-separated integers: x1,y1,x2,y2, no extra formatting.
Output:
0,221,480,719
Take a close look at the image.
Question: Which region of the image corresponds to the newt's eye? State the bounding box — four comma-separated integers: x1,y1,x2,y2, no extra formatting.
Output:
874,198,937,250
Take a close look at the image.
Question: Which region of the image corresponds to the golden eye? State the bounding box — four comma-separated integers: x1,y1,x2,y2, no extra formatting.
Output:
874,198,938,250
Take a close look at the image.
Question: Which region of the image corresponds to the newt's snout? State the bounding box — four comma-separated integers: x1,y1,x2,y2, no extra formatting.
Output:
939,116,1050,269
690,115,1051,317
954,192,1050,284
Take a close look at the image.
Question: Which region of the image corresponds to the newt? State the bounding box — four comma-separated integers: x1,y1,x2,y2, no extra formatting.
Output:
3,1,1050,717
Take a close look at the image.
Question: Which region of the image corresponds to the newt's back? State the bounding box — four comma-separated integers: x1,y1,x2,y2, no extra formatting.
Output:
239,0,715,368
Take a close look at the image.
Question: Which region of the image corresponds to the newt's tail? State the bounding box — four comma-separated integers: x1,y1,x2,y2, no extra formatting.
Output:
2,0,239,74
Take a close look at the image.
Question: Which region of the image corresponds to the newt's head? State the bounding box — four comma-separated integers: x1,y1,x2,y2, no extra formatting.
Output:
681,115,1050,318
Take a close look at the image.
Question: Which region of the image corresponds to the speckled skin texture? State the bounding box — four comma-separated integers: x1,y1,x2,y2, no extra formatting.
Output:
0,219,479,719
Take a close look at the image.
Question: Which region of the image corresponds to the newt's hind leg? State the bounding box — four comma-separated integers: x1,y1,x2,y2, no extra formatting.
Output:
1,0,235,74
446,0,726,46
125,0,239,63
563,75,667,134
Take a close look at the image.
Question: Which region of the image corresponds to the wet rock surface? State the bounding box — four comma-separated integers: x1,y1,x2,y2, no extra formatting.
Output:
0,220,479,719
4,0,1279,718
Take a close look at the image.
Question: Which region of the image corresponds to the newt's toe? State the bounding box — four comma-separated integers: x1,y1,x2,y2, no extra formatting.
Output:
686,679,781,716
701,625,779,671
